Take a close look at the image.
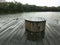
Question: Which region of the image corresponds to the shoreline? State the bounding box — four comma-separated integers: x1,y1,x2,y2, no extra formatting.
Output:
0,11,60,15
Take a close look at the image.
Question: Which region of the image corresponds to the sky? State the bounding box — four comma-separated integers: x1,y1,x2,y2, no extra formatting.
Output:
6,0,60,7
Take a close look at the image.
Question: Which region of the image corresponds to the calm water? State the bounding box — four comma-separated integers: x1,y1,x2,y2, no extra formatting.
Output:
0,12,60,24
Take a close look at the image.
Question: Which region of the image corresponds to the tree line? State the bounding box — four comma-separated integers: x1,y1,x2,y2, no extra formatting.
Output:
0,2,60,14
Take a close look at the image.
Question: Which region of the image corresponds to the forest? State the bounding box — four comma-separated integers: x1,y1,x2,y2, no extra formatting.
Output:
0,2,60,14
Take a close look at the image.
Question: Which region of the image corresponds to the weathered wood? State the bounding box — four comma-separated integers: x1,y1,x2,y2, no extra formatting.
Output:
25,17,46,41
0,19,60,45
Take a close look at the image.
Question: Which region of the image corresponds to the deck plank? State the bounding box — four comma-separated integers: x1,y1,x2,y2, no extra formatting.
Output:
0,19,60,45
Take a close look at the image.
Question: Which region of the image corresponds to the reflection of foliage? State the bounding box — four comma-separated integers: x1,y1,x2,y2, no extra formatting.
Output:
0,2,60,14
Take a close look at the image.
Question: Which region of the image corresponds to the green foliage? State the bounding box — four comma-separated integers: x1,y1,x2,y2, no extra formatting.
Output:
0,2,60,14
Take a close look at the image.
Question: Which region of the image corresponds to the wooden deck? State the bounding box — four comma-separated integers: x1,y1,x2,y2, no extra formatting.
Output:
0,19,60,45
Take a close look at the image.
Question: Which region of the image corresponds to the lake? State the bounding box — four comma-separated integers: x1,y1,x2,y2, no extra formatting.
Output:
0,12,60,25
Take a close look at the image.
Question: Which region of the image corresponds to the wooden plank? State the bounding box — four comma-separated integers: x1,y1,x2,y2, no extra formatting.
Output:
0,20,60,45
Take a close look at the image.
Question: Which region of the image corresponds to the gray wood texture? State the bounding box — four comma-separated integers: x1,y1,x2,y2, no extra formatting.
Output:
0,19,60,45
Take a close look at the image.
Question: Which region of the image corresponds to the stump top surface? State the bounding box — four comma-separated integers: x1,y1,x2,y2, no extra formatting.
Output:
25,17,46,22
